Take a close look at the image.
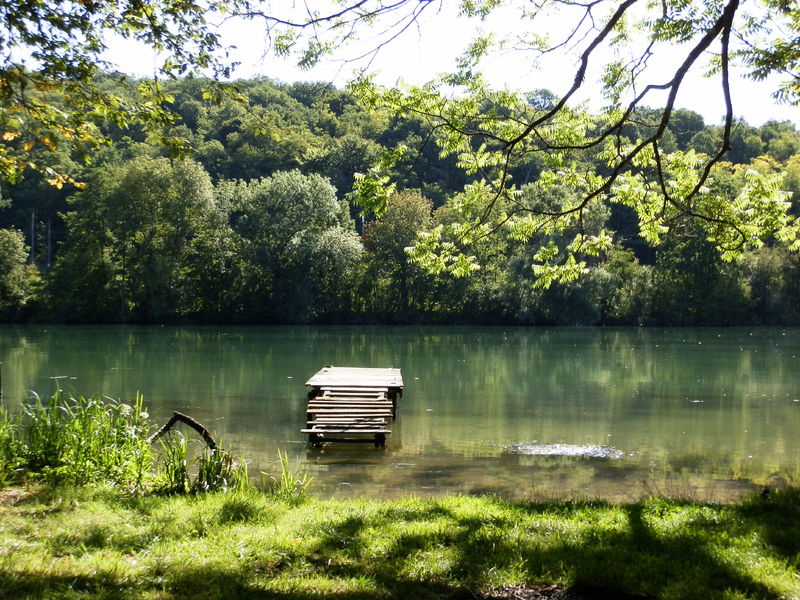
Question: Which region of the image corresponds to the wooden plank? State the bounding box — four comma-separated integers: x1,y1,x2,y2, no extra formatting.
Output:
312,403,391,409
308,402,393,408
316,398,388,403
309,396,392,404
308,412,389,417
321,392,387,398
314,377,399,383
306,424,389,430
318,392,387,395
304,424,389,429
307,414,391,423
309,418,384,422
307,415,391,420
313,396,391,400
307,417,390,422
309,414,389,423
321,385,390,390
305,366,403,389
311,414,387,419
300,427,392,436
307,409,392,415
311,413,387,418
322,390,386,395
306,416,388,422
310,399,393,404
307,406,392,411
308,438,382,444
307,410,391,414
308,408,391,413
319,398,387,403
307,420,387,425
310,414,386,418
307,415,388,422
301,428,391,434
308,409,391,414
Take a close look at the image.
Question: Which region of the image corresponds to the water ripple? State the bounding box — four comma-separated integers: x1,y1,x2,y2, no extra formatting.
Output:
503,443,624,459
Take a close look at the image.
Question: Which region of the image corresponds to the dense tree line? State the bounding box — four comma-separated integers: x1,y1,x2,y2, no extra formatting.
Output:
0,77,798,325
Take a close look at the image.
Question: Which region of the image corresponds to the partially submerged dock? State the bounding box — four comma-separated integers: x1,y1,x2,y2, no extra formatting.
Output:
302,366,403,447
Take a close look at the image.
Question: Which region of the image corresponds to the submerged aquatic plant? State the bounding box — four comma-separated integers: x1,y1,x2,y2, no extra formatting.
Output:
261,450,313,504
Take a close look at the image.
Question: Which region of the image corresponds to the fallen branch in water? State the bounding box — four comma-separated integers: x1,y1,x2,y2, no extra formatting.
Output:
148,411,218,450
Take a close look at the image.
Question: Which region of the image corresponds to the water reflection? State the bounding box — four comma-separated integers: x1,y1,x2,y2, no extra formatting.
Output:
1,325,798,501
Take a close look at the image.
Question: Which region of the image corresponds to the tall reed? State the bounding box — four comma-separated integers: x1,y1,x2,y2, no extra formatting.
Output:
1,391,154,489
0,404,22,487
193,447,249,493
260,449,313,504
1,391,293,498
156,433,190,494
155,434,250,494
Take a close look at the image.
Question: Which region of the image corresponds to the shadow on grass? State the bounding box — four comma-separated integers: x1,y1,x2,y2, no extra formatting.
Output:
0,570,395,600
291,496,796,599
732,487,800,563
3,490,799,599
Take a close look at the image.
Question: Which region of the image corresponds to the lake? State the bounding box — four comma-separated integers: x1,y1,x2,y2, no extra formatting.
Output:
1,325,798,501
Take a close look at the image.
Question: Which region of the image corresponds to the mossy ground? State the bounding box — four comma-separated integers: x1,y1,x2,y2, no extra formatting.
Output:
1,485,799,599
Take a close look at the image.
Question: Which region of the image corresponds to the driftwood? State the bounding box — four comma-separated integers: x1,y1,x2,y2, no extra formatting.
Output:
147,411,218,450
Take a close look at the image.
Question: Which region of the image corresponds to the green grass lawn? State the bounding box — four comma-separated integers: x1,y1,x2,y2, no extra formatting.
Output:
1,485,798,600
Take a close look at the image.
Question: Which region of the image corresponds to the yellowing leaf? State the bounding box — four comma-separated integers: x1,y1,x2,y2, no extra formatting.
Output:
3,131,21,141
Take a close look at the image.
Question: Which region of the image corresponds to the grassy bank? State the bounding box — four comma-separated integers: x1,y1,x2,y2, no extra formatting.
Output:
1,485,799,600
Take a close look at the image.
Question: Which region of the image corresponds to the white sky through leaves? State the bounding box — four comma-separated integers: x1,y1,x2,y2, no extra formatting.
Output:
102,1,800,127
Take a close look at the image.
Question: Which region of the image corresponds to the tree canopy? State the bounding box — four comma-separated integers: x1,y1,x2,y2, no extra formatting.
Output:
326,0,800,281
4,1,798,179
2,0,800,324
0,0,236,185
0,74,798,325
5,1,798,281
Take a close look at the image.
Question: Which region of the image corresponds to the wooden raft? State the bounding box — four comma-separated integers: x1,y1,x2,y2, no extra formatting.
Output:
303,366,403,447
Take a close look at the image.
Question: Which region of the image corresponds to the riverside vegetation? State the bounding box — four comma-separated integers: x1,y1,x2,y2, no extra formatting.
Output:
1,394,799,599
2,78,800,327
0,392,252,494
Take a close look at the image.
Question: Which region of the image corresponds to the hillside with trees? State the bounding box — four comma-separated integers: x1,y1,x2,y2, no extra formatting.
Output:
1,76,799,325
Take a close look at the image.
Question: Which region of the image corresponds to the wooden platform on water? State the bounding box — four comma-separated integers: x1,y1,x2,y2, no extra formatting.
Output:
303,366,403,447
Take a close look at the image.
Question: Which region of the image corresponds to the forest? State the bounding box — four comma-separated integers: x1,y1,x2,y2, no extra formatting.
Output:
1,75,799,326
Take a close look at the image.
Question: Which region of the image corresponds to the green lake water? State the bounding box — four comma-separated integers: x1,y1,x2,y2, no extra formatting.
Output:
1,325,798,501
